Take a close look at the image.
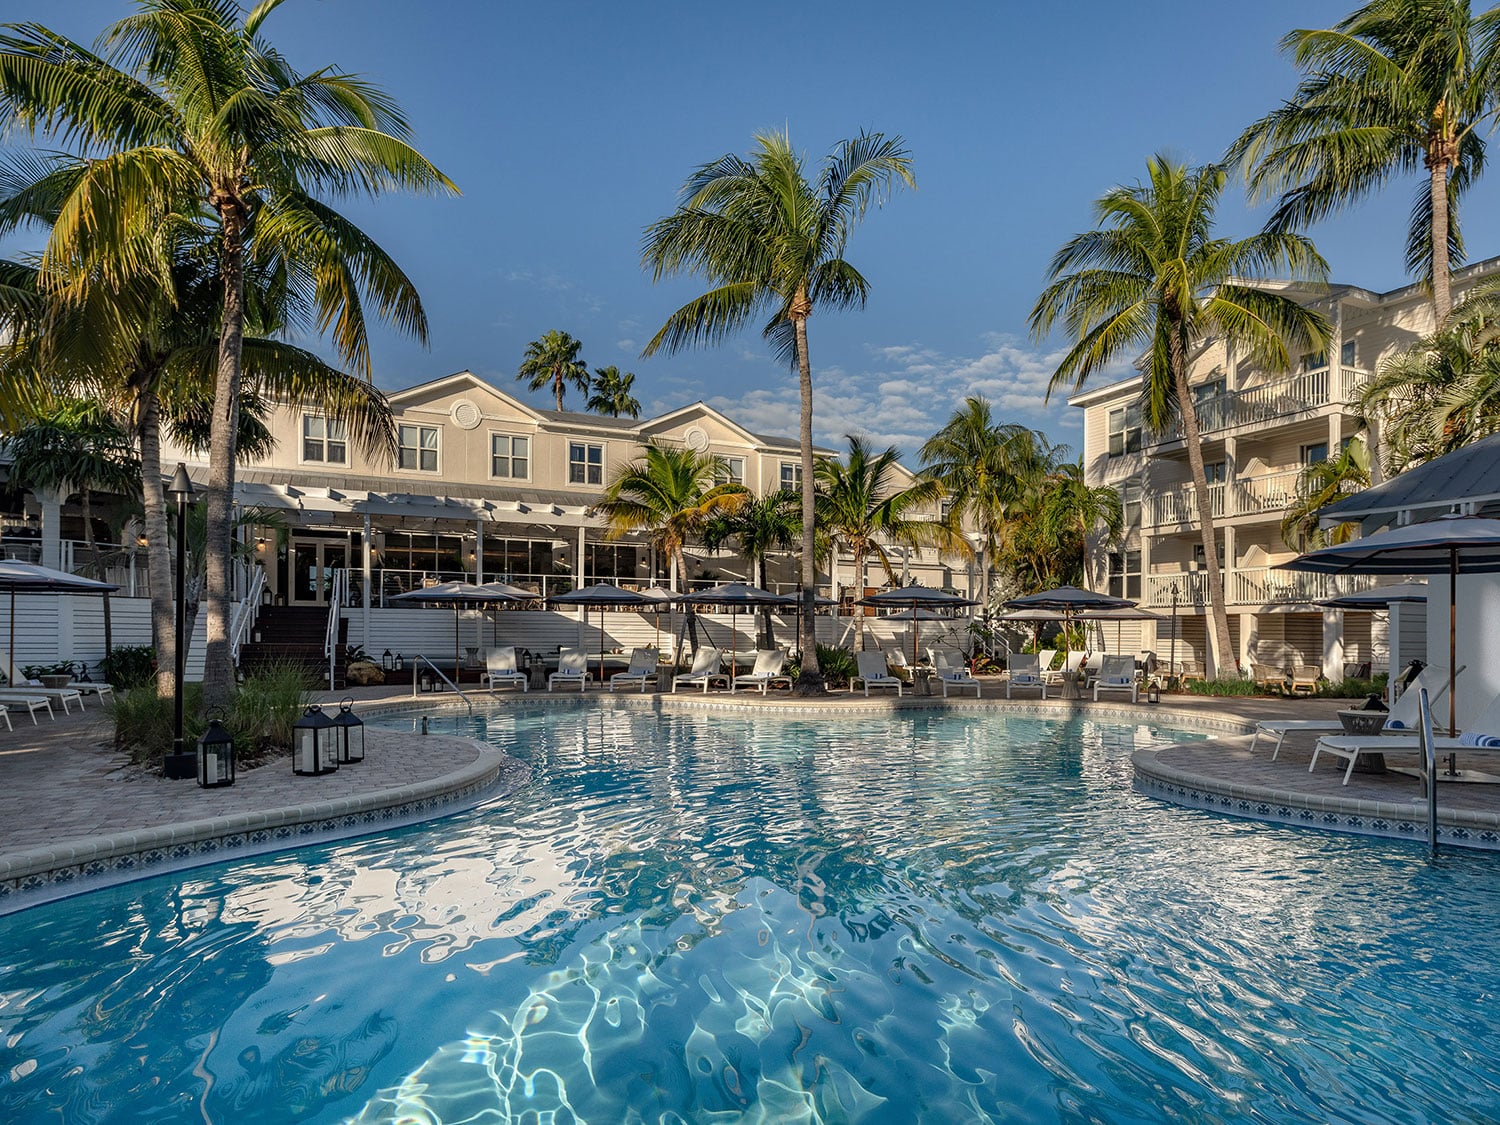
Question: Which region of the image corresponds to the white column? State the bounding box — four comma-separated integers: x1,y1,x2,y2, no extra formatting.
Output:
1322,607,1345,681
475,518,485,584
33,482,70,571
1387,603,1402,706
576,522,588,650
361,514,372,648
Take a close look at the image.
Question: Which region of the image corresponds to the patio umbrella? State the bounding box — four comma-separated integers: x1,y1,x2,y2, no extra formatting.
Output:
388,581,531,684
0,561,118,685
638,586,678,653
1070,604,1164,654
547,583,656,683
858,584,979,665
681,583,788,685
1003,586,1135,675
1281,515,1500,735
883,607,953,662
1316,581,1428,705
475,581,540,647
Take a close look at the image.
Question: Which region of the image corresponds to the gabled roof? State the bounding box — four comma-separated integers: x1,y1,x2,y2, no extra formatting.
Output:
1318,433,1500,528
639,401,761,445
386,370,544,420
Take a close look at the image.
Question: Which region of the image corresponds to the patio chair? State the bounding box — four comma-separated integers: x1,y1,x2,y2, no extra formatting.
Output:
67,681,115,704
1,663,84,713
674,646,725,693
1249,664,1463,759
610,647,660,693
1310,689,1500,785
547,649,591,692
1005,653,1047,700
852,650,902,697
1288,665,1321,696
481,647,528,694
930,648,980,698
732,650,793,695
1251,664,1291,693
1036,649,1057,676
1044,651,1086,685
1178,660,1205,684
0,692,54,724
1092,655,1138,703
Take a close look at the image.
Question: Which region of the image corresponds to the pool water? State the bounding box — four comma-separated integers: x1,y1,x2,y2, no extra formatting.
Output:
3,705,1499,1123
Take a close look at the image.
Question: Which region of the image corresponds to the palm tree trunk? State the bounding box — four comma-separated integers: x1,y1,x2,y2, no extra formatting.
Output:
793,306,822,691
204,203,248,709
1429,155,1452,323
80,489,113,662
758,555,775,648
852,543,867,651
138,388,176,700
554,373,564,411
1170,324,1236,678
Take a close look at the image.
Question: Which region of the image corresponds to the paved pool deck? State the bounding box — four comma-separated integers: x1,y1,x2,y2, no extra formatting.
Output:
1,683,1495,907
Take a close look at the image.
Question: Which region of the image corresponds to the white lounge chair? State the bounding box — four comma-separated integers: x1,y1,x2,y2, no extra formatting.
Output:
1006,653,1047,700
732,650,793,695
481,647,528,693
1044,651,1086,685
1036,649,1057,677
4,661,86,713
851,650,902,697
1310,690,1500,785
1249,664,1462,759
68,681,115,704
673,646,725,693
0,692,56,724
1092,655,1138,703
610,647,660,693
547,649,591,692
0,704,12,730
930,649,980,698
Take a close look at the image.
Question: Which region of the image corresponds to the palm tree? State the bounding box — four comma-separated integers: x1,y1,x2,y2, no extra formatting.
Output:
701,490,800,645
1228,0,1500,321
919,398,1055,607
518,331,590,410
641,129,915,690
1032,155,1329,677
815,435,968,650
587,365,641,418
1039,461,1124,588
0,3,455,707
7,398,140,661
592,443,748,593
1281,438,1372,550
1358,282,1500,472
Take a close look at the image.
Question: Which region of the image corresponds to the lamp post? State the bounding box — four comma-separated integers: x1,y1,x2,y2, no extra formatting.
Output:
1168,579,1179,686
165,463,196,779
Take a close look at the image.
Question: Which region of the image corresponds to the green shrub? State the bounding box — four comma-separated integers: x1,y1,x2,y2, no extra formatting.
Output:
111,683,206,764
1183,677,1261,697
99,645,156,689
814,644,857,688
1316,674,1388,699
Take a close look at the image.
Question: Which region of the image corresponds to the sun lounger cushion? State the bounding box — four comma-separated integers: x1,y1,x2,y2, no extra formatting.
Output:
1459,731,1500,747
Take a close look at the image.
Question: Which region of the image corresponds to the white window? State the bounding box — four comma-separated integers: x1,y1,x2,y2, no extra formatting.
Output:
779,460,802,491
302,415,347,464
1192,376,1227,402
491,433,530,479
1340,339,1357,366
1108,549,1141,600
1106,404,1141,456
715,456,746,486
398,424,439,472
569,442,603,485
1203,460,1228,484
1301,442,1328,466
1122,480,1141,528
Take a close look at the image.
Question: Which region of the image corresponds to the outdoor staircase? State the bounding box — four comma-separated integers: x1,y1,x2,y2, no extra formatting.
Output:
239,605,348,689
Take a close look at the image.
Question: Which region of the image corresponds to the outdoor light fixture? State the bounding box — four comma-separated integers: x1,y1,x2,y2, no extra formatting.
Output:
292,704,338,776
1146,679,1161,705
197,717,236,788
333,698,365,764
419,668,435,693
382,649,394,671
394,652,405,672
164,463,196,780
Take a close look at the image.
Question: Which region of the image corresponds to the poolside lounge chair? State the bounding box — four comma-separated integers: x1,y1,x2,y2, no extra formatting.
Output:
1006,653,1047,700
0,692,54,724
1036,649,1057,677
1,663,84,714
1309,690,1500,785
1044,651,1086,685
481,647,528,693
67,681,114,704
930,648,980,698
610,647,660,693
732,650,793,695
1249,664,1462,759
673,646,725,693
547,649,591,692
1092,655,1138,703
851,651,902,697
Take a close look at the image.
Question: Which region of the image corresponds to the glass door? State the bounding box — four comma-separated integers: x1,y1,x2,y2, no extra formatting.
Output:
290,539,348,605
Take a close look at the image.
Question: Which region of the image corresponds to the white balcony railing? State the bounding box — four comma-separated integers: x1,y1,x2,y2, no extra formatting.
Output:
1153,365,1370,445
1143,469,1309,529
1144,567,1379,609
1143,481,1224,527
1234,468,1303,517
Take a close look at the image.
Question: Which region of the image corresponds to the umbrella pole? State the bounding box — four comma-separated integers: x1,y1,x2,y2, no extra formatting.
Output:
1450,548,1458,737
8,587,14,687
454,604,461,687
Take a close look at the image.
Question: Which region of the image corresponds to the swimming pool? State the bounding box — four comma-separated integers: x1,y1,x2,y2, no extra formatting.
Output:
2,703,1498,1122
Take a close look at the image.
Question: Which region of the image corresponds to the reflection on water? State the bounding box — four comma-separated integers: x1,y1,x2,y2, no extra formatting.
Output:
2,707,1499,1123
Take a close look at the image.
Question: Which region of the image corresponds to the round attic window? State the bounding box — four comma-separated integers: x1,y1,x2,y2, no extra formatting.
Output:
684,426,709,452
451,399,482,430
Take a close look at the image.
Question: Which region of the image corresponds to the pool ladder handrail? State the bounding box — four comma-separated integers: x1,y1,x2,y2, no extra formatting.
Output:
411,654,473,713
1417,686,1438,856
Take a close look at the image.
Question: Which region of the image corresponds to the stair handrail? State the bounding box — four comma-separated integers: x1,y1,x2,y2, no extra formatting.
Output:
229,566,267,665
324,567,347,689
411,653,473,712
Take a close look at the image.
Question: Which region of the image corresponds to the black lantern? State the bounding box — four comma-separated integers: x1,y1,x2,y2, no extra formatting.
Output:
198,717,236,788
418,668,434,693
1146,678,1161,705
292,704,339,776
381,649,393,671
394,652,406,672
333,697,365,764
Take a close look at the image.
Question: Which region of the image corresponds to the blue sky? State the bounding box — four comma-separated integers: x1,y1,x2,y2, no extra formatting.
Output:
8,0,1495,459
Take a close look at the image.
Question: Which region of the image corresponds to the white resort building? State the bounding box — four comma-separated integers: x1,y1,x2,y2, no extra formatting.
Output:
1067,260,1500,679
1,371,969,682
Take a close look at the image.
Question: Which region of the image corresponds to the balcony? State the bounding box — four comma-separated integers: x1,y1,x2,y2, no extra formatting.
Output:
1143,468,1302,529
1150,365,1370,448
1142,568,1379,609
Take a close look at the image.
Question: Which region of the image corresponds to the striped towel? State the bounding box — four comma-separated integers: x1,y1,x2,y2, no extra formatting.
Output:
1458,731,1500,748
1385,719,1405,730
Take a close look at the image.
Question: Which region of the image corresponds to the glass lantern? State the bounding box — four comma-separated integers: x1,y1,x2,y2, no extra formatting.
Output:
333,697,365,764
198,718,235,788
381,649,393,671
292,704,339,776
394,652,406,672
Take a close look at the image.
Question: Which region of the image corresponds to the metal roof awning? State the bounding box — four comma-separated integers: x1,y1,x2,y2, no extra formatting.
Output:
1319,432,1500,529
